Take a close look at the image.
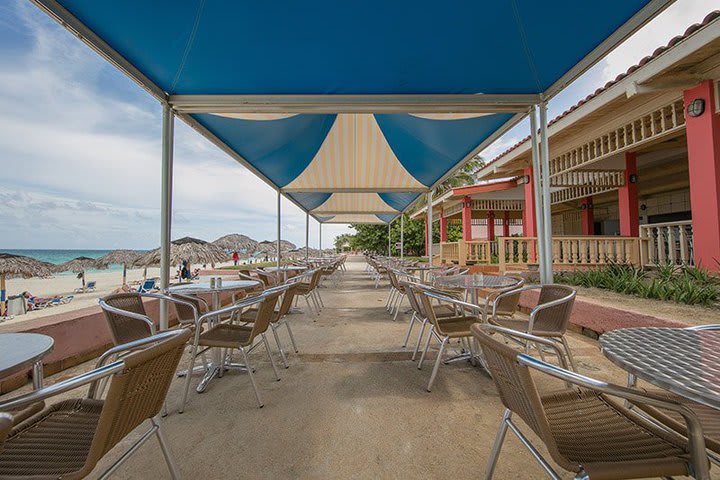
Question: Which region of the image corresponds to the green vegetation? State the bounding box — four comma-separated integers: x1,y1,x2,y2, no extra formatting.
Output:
556,263,720,306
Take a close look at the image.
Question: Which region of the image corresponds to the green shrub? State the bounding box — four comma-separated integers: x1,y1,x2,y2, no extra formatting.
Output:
557,262,719,307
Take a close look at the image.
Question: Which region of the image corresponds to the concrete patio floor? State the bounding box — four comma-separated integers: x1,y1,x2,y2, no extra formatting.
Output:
22,256,716,479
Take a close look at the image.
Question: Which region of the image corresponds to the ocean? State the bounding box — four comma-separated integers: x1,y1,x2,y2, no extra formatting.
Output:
0,249,127,275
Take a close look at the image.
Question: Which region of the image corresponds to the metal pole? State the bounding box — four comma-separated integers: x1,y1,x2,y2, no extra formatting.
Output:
400,214,404,260
159,103,174,330
427,191,433,265
305,212,309,262
276,190,281,268
388,221,391,256
319,222,323,257
539,102,554,284
530,106,547,284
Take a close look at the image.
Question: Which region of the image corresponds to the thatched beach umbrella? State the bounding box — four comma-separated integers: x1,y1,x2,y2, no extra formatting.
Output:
57,256,107,290
98,249,143,285
136,237,228,279
212,233,258,255
0,253,54,315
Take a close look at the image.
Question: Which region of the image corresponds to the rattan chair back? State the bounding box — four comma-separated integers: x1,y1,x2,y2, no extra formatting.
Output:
247,288,284,342
101,293,153,344
170,294,203,325
275,283,300,321
532,285,576,335
473,329,558,454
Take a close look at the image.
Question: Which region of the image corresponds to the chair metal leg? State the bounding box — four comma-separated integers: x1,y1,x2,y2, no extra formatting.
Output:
153,417,181,480
240,347,263,408
393,294,405,321
484,409,511,480
418,326,434,370
402,312,417,348
180,343,199,414
427,335,448,391
412,319,428,361
286,322,299,353
315,289,324,307
560,336,578,372
271,325,289,368
304,295,315,315
262,333,281,381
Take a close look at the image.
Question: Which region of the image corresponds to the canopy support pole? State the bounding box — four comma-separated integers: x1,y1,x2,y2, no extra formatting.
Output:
400,215,404,261
319,222,323,257
539,102,554,284
427,191,433,265
276,190,281,269
159,104,174,330
529,106,547,285
388,222,391,257
305,212,309,262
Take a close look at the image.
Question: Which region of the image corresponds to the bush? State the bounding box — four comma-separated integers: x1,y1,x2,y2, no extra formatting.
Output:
556,262,720,307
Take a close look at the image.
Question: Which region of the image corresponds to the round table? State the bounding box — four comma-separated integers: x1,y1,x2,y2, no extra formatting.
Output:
407,265,444,282
433,274,520,306
600,327,720,410
169,280,258,392
0,333,54,389
264,265,307,281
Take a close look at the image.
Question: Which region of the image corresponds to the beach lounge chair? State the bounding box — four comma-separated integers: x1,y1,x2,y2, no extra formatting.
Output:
74,280,96,293
138,278,157,293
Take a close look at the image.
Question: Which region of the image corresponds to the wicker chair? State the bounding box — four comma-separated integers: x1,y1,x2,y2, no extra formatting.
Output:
294,269,323,315
401,281,458,360
489,284,577,371
472,324,710,480
184,286,288,409
417,290,481,391
0,329,191,480
100,292,155,344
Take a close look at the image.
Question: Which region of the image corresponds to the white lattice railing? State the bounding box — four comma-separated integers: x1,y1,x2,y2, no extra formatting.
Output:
549,99,685,176
640,221,694,266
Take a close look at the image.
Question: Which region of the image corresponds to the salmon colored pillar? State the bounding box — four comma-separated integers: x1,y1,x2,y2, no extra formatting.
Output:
618,152,639,237
424,216,429,256
503,211,510,237
439,208,448,242
461,196,473,241
523,167,537,237
581,197,594,235
486,210,495,241
684,80,720,271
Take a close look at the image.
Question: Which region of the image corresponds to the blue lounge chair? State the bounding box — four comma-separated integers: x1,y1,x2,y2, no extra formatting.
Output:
74,281,97,293
138,279,156,293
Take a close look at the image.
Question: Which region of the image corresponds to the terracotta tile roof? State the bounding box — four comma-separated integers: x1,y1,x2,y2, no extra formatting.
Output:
484,10,720,169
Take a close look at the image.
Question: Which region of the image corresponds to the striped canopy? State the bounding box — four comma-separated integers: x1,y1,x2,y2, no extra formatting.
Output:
32,0,671,223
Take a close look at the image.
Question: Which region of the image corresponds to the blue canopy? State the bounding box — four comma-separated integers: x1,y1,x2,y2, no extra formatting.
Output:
32,0,671,222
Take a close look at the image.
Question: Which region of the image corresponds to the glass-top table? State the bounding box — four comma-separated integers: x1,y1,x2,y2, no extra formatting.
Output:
0,332,54,389
601,327,720,410
433,274,520,305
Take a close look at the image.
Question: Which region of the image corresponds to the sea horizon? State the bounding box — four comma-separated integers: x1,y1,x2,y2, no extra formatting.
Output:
0,248,145,274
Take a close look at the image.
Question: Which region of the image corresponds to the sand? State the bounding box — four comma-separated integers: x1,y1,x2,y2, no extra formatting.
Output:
1,261,239,326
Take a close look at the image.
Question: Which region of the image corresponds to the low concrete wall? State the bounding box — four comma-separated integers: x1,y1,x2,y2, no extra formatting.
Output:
0,291,238,394
518,290,686,339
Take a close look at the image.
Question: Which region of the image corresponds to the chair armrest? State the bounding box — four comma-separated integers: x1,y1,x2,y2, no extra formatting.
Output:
238,272,264,286
98,299,155,334
423,291,483,315
474,324,570,371
528,289,576,325
170,292,210,312
139,292,200,323
517,354,710,479
687,324,720,331
93,329,193,372
0,361,124,412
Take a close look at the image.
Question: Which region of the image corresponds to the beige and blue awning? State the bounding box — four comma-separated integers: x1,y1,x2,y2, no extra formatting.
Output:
32,0,673,224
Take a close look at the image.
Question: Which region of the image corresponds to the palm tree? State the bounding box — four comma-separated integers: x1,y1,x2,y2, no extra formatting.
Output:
434,156,485,196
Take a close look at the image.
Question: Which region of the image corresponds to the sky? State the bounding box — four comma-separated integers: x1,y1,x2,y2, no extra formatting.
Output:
0,0,713,250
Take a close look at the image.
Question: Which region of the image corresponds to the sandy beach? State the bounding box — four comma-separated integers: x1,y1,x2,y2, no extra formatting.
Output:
1,261,240,326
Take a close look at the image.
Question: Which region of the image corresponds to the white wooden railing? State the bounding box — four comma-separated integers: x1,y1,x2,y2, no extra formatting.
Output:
640,221,693,266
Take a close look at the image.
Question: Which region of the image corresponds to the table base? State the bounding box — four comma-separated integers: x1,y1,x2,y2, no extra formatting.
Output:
196,361,250,393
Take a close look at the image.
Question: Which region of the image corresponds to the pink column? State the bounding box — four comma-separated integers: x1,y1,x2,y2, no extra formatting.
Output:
486,210,495,241
439,208,448,242
581,197,594,235
618,152,639,237
461,196,473,241
684,80,720,271
503,211,510,237
522,167,537,237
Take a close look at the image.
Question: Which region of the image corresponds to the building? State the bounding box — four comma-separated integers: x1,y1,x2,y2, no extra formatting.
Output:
413,11,720,271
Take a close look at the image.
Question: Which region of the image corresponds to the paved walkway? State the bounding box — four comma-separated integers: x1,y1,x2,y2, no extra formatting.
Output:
24,256,717,479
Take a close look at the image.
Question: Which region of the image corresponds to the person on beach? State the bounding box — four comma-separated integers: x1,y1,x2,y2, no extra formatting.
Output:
232,251,239,266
